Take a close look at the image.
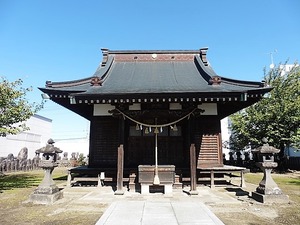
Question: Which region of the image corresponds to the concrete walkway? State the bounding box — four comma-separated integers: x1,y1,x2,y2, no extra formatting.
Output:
60,183,244,225
96,200,224,225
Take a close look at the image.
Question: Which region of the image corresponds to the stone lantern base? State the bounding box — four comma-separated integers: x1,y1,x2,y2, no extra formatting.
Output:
252,162,289,203
252,191,289,204
29,190,63,205
27,162,63,204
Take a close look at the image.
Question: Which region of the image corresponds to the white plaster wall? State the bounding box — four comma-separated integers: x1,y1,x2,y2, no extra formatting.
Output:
0,115,52,159
221,117,231,160
55,138,89,159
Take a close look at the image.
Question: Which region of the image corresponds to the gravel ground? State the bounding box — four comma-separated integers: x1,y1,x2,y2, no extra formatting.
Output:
0,169,299,225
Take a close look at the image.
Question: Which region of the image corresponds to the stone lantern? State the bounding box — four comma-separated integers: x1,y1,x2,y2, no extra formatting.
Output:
251,139,289,203
28,139,63,204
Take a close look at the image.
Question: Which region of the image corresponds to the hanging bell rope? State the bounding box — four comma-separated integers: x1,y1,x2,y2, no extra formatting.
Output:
114,108,198,128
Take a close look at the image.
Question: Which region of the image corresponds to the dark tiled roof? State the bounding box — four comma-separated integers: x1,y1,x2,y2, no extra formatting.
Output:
40,48,271,98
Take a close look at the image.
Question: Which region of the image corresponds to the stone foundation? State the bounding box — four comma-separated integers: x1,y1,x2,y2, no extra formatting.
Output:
29,190,63,204
252,191,289,203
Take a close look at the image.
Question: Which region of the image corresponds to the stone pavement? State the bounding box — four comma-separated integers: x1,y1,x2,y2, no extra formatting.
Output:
95,200,224,225
84,185,242,225
58,182,247,225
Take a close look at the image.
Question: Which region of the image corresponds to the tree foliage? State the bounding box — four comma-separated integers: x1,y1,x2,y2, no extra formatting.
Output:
0,77,43,136
230,63,300,152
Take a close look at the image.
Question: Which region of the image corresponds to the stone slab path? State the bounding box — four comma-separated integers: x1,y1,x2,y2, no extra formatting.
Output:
95,200,224,225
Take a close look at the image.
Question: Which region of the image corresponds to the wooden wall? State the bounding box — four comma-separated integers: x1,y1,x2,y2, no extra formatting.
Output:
193,117,223,168
88,115,223,169
89,117,119,168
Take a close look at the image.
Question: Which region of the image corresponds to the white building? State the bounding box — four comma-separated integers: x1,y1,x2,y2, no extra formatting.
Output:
54,137,90,159
279,64,298,76
0,114,52,159
221,117,231,160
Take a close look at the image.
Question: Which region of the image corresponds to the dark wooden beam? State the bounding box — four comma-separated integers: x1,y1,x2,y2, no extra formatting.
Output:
190,144,198,195
115,145,124,195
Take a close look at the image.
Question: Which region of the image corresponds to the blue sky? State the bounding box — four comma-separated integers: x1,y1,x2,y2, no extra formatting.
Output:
1,0,299,140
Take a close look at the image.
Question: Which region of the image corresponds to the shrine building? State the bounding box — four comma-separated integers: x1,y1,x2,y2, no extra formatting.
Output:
39,48,271,192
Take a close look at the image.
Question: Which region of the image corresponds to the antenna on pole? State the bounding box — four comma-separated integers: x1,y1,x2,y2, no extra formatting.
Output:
269,49,277,69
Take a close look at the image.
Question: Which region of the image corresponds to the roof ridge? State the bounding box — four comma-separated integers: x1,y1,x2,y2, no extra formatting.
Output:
220,76,265,88
45,77,93,88
103,48,208,55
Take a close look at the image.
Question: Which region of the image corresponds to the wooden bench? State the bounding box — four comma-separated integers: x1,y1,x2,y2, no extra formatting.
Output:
67,166,120,187
198,165,247,188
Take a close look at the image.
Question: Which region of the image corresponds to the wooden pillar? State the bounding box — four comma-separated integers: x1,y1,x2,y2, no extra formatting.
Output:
67,170,72,187
240,170,246,188
210,170,215,188
115,145,124,195
190,144,198,195
119,117,125,144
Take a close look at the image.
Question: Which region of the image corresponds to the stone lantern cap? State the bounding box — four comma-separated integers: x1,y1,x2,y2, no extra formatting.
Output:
252,143,280,154
252,138,280,154
36,139,62,154
252,139,280,163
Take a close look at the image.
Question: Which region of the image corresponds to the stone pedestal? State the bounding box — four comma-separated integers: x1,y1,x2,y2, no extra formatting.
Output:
173,174,182,189
252,192,289,203
29,191,63,204
164,184,173,194
138,165,175,194
141,184,150,194
28,160,63,204
252,162,289,203
129,172,137,192
140,184,173,194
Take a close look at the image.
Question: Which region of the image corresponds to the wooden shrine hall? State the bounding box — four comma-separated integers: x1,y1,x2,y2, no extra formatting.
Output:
40,48,271,194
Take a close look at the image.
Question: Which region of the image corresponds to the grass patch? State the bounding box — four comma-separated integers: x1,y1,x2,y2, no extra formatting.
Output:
0,173,42,190
0,169,68,191
244,172,300,225
0,168,105,225
0,169,299,225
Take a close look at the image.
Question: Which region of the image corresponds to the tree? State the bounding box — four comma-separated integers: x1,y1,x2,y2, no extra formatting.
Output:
0,77,43,136
229,63,300,154
77,153,87,166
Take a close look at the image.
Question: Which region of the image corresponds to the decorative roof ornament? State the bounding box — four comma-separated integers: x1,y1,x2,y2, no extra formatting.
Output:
209,76,222,85
200,48,208,66
46,80,52,87
101,48,109,67
91,77,103,86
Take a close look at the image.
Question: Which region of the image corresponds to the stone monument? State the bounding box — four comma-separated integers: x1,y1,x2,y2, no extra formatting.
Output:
18,147,28,160
62,152,68,160
252,139,289,203
28,139,63,204
18,147,28,171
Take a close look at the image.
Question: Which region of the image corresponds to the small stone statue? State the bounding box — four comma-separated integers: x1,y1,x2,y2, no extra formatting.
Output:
62,152,68,160
18,147,28,160
71,152,76,160
7,153,14,161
